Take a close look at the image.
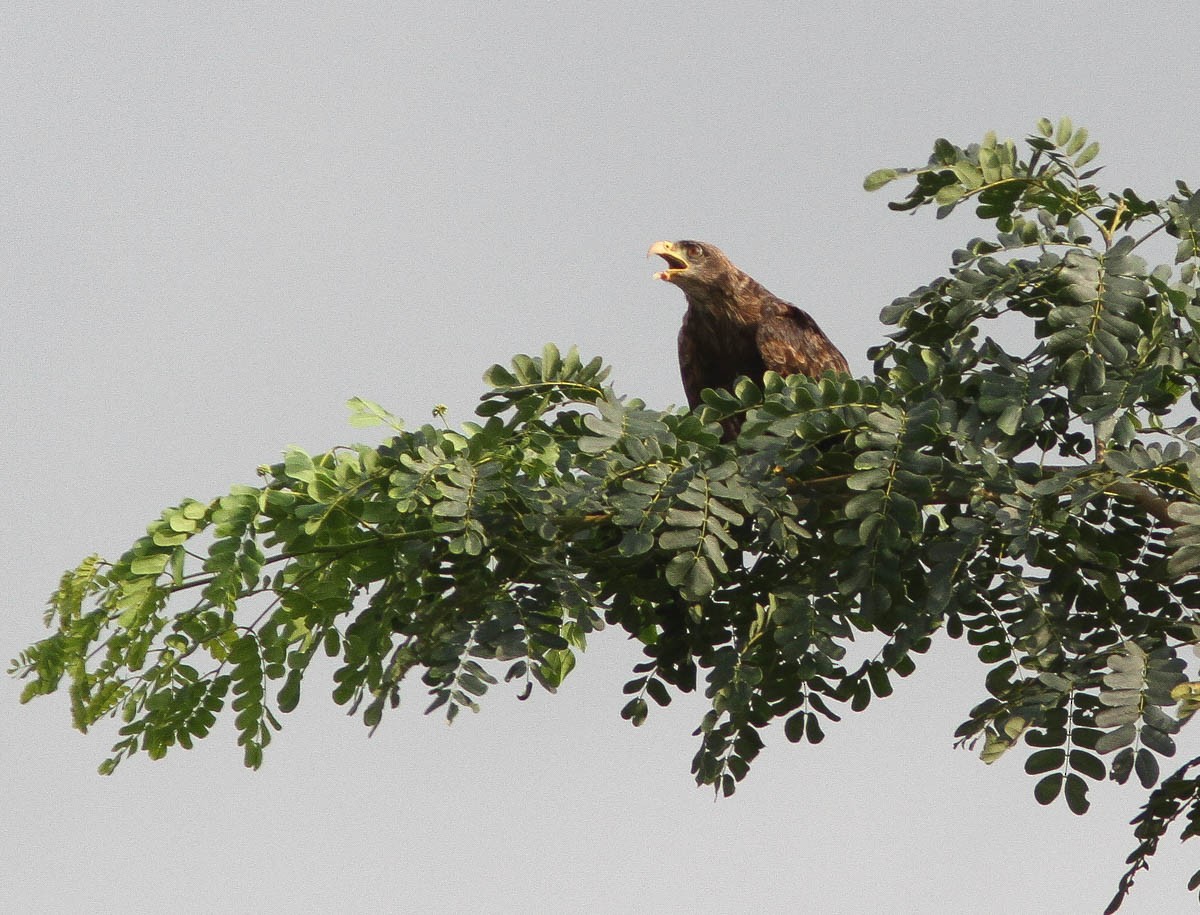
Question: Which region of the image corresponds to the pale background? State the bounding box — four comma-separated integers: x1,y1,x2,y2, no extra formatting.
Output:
4,4,1199,912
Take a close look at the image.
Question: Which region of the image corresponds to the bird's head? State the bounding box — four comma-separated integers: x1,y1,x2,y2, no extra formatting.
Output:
648,240,734,294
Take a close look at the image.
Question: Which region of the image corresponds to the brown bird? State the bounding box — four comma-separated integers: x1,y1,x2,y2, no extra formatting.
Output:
649,239,849,439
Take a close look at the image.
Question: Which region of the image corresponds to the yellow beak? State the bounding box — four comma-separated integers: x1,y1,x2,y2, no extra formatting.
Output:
648,240,689,280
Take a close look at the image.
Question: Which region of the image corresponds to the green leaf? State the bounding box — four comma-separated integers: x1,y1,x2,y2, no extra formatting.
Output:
1141,704,1179,734
1025,748,1065,775
1095,704,1140,728
666,553,714,600
275,666,302,712
1098,687,1142,706
805,715,825,744
1063,773,1090,815
283,447,316,483
866,664,893,698
618,530,655,557
1065,127,1088,156
1055,116,1073,146
935,184,966,207
1134,748,1160,788
129,553,169,576
1034,772,1063,805
1074,141,1100,168
432,500,468,518
847,467,891,491
346,397,404,430
620,697,648,726
482,363,517,387
658,528,700,551
996,404,1022,436
1139,725,1176,757
645,678,671,708
1095,723,1137,753
1068,749,1105,781
1168,501,1200,524
1110,747,1134,784
784,711,806,743
540,342,562,380
864,168,900,191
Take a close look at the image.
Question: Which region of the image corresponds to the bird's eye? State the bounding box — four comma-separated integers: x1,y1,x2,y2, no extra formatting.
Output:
685,243,704,259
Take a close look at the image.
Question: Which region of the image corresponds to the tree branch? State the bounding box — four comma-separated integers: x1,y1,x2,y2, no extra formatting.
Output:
1105,480,1181,529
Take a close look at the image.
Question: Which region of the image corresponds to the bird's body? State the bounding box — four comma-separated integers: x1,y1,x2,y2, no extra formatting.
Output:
649,240,848,438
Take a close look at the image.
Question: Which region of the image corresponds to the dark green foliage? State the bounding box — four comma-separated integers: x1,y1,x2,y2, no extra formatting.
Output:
12,120,1200,909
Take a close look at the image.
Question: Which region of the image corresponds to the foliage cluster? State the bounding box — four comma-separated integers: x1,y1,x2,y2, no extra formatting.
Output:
14,119,1200,909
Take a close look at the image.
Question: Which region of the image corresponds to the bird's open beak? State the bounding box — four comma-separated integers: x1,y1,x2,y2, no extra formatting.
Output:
648,240,689,281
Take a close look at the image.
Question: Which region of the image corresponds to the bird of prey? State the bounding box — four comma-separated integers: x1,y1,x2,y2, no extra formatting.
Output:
649,239,849,438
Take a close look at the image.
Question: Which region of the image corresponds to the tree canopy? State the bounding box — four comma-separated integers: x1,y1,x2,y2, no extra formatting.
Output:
13,119,1200,911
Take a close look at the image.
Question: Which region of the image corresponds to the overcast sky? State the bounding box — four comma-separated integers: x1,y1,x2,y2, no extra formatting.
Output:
5,4,1200,912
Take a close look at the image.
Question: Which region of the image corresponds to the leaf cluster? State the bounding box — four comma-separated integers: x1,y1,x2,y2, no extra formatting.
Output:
14,119,1200,909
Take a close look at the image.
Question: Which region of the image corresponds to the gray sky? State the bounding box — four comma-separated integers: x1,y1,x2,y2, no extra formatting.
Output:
4,4,1199,911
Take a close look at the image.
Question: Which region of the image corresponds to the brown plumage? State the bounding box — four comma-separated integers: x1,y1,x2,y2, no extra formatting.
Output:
649,239,849,439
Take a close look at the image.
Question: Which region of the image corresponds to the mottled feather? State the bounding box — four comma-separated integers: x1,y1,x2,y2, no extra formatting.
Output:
651,239,848,439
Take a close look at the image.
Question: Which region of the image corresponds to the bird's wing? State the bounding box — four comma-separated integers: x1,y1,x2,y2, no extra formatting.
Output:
756,301,850,378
